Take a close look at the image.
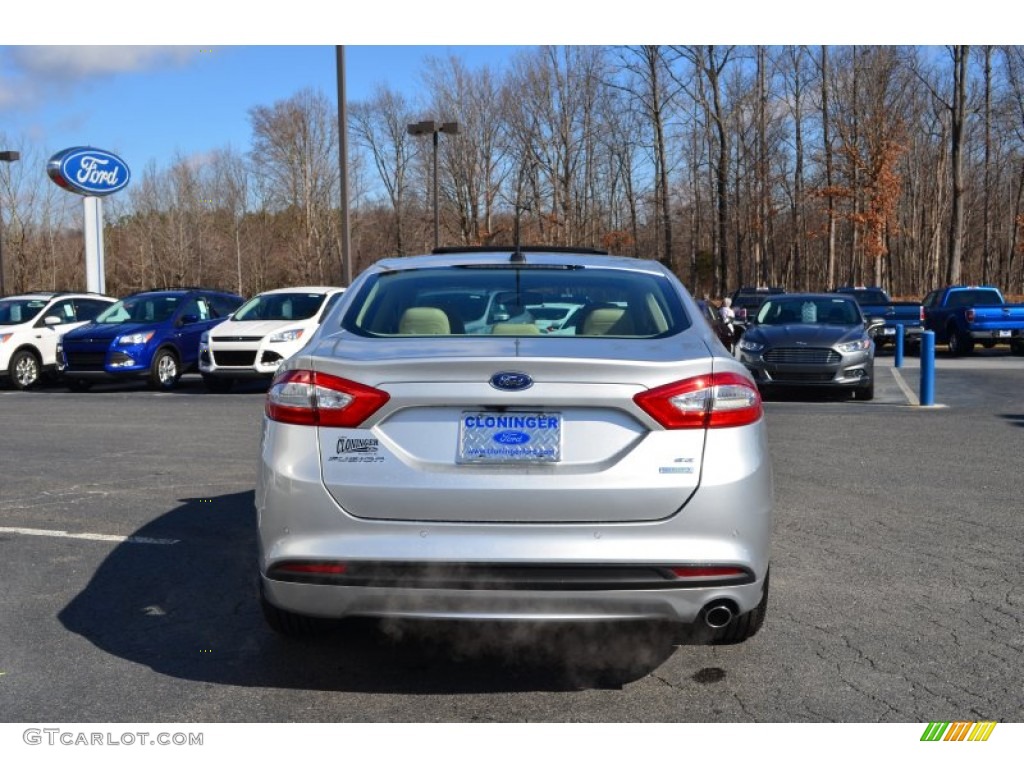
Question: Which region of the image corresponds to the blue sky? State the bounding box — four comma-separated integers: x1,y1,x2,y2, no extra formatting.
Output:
0,1,1006,178
0,45,527,173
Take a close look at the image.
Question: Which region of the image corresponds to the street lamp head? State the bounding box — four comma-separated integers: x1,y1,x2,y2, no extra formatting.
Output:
440,122,460,135
407,121,439,136
0,151,20,162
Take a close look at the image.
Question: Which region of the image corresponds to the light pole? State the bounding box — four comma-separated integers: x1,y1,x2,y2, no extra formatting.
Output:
336,45,352,286
0,150,20,296
407,120,459,250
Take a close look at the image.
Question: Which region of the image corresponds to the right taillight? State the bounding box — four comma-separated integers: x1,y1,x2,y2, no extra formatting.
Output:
265,369,390,427
634,372,762,429
965,308,976,323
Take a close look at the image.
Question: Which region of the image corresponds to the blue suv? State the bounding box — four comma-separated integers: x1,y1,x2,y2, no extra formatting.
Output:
57,288,244,391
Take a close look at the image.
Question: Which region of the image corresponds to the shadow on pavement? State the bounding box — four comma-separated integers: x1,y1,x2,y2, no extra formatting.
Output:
59,491,681,693
1000,414,1024,428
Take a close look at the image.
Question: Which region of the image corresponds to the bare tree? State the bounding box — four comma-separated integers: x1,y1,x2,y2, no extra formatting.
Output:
249,88,339,281
675,46,737,295
425,56,511,245
609,46,681,269
350,86,417,255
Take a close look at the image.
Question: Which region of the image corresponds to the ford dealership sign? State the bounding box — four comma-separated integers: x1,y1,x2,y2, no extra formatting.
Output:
47,147,130,196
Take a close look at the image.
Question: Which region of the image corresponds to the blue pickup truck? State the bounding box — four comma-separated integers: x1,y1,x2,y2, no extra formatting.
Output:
922,286,1024,356
834,286,924,349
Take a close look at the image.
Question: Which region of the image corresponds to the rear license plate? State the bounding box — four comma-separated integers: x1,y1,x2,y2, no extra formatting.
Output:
998,329,1011,338
882,328,896,335
458,411,561,463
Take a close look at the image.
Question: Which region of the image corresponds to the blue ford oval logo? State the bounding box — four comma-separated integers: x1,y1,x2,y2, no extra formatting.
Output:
493,430,530,445
490,372,533,391
47,147,131,197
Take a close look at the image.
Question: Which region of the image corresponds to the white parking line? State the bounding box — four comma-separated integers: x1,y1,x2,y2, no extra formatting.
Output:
889,367,919,406
0,526,178,545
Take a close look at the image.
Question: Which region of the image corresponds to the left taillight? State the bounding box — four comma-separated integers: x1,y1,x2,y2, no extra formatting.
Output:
265,369,390,427
634,372,762,429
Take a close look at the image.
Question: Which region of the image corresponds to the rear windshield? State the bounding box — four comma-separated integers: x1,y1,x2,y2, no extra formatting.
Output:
841,288,888,305
945,289,1003,307
341,266,689,338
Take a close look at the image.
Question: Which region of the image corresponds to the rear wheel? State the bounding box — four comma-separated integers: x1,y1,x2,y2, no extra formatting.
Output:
148,349,180,391
9,349,42,390
710,569,769,645
1011,340,1024,356
948,327,974,356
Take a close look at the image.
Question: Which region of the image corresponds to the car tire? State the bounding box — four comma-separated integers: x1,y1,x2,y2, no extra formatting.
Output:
711,569,769,645
202,374,234,393
259,585,327,638
9,349,42,390
148,349,181,391
853,367,875,401
66,378,93,392
948,327,974,356
1011,340,1024,356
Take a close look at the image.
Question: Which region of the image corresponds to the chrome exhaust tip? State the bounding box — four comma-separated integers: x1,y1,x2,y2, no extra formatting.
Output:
703,601,735,629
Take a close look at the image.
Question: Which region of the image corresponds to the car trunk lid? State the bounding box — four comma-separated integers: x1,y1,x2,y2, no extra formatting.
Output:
311,334,711,524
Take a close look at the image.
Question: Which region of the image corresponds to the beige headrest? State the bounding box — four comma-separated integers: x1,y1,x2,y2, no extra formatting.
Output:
581,307,625,335
399,307,450,335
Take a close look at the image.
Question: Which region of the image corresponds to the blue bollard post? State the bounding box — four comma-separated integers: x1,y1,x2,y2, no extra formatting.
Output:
894,323,904,368
920,330,935,406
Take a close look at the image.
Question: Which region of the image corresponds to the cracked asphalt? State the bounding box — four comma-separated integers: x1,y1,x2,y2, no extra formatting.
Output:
0,356,1021,723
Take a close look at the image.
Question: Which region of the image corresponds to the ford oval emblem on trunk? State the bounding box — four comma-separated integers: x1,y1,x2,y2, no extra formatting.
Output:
490,372,533,391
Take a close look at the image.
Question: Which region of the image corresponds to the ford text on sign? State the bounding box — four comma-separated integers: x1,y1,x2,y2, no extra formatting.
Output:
47,147,131,196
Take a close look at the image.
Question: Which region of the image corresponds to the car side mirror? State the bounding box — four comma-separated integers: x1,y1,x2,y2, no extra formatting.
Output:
866,318,886,335
44,315,62,326
179,313,200,326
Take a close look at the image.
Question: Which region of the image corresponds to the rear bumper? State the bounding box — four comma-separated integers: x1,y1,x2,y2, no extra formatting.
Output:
877,325,923,341
256,419,773,625
967,328,1024,340
261,572,768,623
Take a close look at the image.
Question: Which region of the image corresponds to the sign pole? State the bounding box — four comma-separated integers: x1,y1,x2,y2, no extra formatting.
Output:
47,146,129,296
83,196,105,294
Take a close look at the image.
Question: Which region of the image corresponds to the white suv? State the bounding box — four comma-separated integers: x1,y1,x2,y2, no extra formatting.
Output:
0,292,117,390
198,286,345,392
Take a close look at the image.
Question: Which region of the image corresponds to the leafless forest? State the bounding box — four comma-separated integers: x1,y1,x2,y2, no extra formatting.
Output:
3,45,1024,300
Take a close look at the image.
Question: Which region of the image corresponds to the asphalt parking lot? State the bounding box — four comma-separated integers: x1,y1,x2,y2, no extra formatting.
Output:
0,351,1021,722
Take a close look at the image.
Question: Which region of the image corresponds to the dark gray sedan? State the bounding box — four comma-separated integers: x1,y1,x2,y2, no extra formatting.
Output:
736,293,884,400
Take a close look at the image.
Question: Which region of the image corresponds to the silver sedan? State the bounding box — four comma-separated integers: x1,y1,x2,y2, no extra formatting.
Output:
257,248,773,647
